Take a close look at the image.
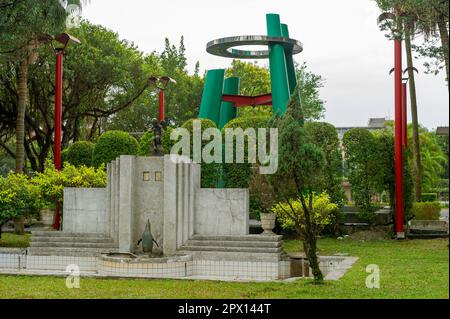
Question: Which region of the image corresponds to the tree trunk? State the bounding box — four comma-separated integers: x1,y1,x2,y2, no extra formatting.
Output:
15,57,29,174
13,217,25,235
405,27,423,202
437,17,449,85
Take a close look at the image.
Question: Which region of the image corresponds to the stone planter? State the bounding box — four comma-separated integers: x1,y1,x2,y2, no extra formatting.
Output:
40,209,54,229
260,213,276,236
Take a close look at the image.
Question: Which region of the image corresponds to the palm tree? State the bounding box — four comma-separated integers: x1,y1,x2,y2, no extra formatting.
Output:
377,2,424,202
4,0,88,174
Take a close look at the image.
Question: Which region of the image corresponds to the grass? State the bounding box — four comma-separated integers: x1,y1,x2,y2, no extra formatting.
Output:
0,232,30,248
0,237,448,299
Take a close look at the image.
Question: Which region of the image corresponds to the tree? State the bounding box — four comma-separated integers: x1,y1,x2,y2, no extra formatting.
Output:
0,0,87,174
0,21,149,172
376,0,424,201
342,128,385,220
264,86,326,282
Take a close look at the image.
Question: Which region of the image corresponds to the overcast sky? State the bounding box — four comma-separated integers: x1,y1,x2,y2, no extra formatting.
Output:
82,0,449,129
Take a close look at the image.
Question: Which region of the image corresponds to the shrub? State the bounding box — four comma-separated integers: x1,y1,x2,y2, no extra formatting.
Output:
221,116,271,188
0,173,43,237
33,162,107,206
272,192,338,234
178,119,220,188
421,193,438,202
92,131,138,167
64,141,95,167
413,202,441,220
137,127,175,156
305,122,345,207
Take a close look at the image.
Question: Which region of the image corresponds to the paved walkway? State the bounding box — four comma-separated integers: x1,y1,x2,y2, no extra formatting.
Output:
440,208,449,221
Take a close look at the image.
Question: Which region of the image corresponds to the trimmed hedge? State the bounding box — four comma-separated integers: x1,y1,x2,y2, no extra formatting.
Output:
92,131,138,167
180,119,220,188
137,127,175,156
221,116,271,188
413,202,441,220
421,193,438,202
64,141,95,167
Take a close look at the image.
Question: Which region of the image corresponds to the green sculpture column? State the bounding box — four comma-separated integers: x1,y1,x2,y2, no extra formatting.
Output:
281,24,298,95
199,69,225,126
267,13,290,115
218,77,240,129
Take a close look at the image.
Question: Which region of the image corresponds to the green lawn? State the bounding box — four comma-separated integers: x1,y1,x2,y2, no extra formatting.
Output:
0,237,448,299
0,233,30,248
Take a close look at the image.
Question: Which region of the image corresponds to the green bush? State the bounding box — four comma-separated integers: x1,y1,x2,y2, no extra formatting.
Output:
137,127,175,156
421,193,438,202
0,173,43,231
179,119,220,188
64,141,95,167
33,162,107,206
413,202,441,220
272,192,338,234
92,131,138,167
221,116,271,188
305,122,345,207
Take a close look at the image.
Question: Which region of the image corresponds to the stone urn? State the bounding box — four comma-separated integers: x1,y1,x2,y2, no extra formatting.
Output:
260,213,276,236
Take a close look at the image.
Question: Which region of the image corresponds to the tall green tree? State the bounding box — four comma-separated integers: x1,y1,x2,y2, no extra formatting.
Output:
0,0,87,173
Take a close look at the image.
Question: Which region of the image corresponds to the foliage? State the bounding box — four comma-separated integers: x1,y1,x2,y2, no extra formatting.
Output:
64,141,95,167
0,233,30,248
221,116,271,188
136,127,175,156
413,201,441,220
273,193,338,233
343,128,384,219
0,173,42,235
92,131,138,168
304,122,344,207
265,86,326,281
179,118,220,188
32,162,107,206
421,193,438,202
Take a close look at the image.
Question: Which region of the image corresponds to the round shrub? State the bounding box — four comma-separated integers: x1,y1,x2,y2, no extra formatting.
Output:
92,131,138,167
180,118,220,188
137,127,175,156
221,116,271,189
64,141,95,167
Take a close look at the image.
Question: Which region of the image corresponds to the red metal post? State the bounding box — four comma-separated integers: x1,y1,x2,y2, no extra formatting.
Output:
402,83,408,148
159,90,165,122
394,39,405,238
52,49,64,230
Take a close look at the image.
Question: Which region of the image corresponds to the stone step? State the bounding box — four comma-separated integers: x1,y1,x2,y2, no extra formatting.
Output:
30,241,116,249
192,235,282,242
32,231,108,238
185,240,282,249
31,236,113,244
27,247,117,257
176,250,282,262
180,245,282,254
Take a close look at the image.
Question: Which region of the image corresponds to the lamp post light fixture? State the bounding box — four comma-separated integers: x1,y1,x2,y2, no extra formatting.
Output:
51,32,81,230
148,76,176,122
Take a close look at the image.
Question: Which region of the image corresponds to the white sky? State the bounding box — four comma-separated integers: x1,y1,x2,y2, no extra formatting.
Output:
82,0,449,129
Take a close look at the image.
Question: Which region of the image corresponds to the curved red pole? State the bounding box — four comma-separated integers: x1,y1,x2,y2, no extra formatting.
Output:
394,39,404,238
53,49,63,230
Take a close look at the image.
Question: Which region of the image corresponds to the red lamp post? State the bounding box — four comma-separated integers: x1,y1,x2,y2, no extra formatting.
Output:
52,33,81,230
394,38,405,239
148,76,176,122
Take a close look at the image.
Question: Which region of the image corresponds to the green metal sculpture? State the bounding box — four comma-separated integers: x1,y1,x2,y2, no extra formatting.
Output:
200,13,303,127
